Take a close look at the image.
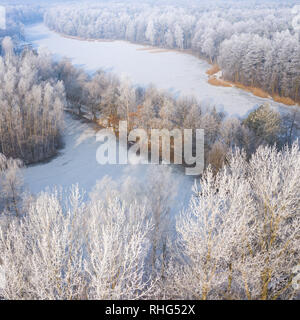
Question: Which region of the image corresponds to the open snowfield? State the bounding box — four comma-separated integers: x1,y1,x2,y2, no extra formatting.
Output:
25,23,296,118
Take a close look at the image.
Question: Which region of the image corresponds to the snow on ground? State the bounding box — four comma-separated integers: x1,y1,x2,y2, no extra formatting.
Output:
23,23,199,217
25,23,296,118
22,23,297,217
23,114,195,219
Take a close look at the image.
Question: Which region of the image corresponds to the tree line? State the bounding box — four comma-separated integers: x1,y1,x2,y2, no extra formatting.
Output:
1,36,299,170
0,37,65,164
60,57,299,174
0,1,299,300
44,1,300,102
0,142,299,300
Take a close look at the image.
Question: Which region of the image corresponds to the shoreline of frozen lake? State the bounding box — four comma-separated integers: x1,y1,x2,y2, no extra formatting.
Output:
24,23,296,118
21,22,296,216
23,113,194,222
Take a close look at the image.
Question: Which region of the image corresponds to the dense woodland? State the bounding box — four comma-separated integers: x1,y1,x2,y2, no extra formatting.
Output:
0,0,299,300
0,38,299,300
44,1,300,102
1,34,298,169
0,38,65,163
0,142,299,300
55,57,300,173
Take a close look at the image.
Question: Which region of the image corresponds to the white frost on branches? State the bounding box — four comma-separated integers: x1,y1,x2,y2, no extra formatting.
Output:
163,142,300,300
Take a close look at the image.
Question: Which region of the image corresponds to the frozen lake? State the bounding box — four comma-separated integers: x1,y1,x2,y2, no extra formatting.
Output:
22,23,295,217
24,23,293,118
23,114,193,221
23,23,201,217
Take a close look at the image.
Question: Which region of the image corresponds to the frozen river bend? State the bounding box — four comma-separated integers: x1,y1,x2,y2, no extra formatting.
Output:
25,23,295,118
22,23,296,214
24,114,193,217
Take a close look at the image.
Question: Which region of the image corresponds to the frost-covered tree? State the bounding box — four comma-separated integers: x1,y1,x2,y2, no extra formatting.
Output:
90,166,179,273
85,196,153,299
145,20,156,46
117,78,137,128
174,24,184,50
243,104,281,146
44,2,300,102
162,142,300,300
0,154,23,216
0,185,155,300
0,39,65,163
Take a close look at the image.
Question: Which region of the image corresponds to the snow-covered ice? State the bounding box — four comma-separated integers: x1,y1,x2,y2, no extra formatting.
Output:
22,23,296,214
23,114,194,217
25,23,296,118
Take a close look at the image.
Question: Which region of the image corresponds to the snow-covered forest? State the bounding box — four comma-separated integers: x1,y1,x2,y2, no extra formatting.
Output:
62,62,299,171
0,4,43,52
1,142,299,300
0,0,299,301
0,38,299,300
0,38,65,163
0,0,298,167
2,36,298,168
44,1,300,102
